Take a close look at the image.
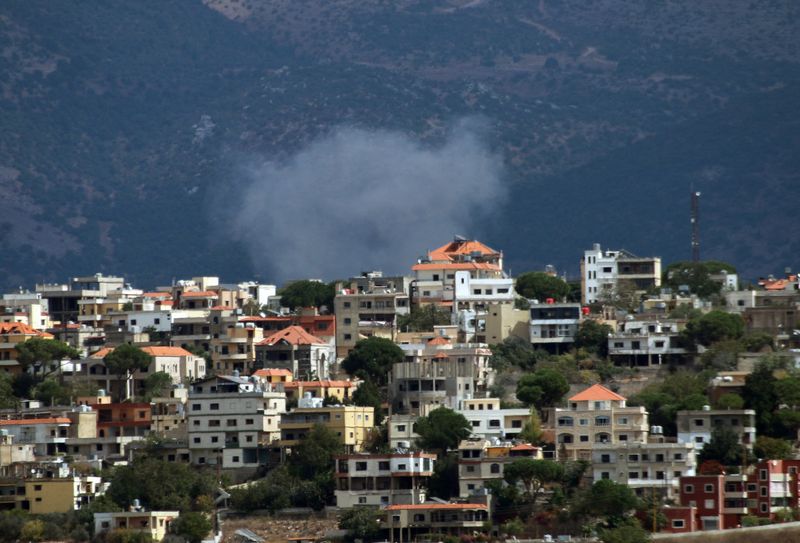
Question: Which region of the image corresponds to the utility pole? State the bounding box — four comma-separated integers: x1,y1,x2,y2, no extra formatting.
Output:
691,190,701,263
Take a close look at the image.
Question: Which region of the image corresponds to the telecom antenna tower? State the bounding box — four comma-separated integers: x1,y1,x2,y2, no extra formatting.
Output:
691,190,701,262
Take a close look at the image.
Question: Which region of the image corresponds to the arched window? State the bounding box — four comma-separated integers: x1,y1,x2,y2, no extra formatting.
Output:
558,433,574,444
557,416,574,427
490,463,501,474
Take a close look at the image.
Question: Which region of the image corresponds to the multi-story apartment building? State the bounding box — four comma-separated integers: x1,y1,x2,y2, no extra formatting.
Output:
389,341,493,416
187,374,286,469
0,466,105,514
36,274,127,324
483,302,530,344
83,346,206,400
241,309,336,347
280,395,373,452
607,318,688,366
255,326,334,380
383,502,489,540
278,380,356,403
581,244,661,305
211,321,265,374
333,279,410,359
591,438,697,499
676,407,756,452
529,302,584,352
547,384,649,460
411,237,508,307
457,397,530,441
334,452,435,508
672,460,800,533
457,438,542,497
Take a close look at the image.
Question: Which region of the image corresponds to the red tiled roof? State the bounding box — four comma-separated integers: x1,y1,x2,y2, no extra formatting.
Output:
432,352,449,360
510,443,539,451
0,417,71,426
258,325,326,346
91,346,191,358
411,262,501,272
0,322,51,337
141,292,172,299
253,368,293,377
427,336,451,346
428,240,499,261
385,503,488,511
284,380,354,388
569,384,626,402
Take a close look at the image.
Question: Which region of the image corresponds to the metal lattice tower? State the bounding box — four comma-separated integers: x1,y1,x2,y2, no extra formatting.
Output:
691,190,701,262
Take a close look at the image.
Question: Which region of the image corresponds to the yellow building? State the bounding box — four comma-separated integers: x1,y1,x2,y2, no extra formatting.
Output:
252,368,294,385
0,475,104,514
280,380,356,403
280,401,374,452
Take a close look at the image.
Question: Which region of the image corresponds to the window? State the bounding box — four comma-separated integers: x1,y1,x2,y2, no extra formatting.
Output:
397,425,406,432
704,484,714,493
488,419,501,428
694,419,705,427
618,434,628,441
245,419,254,425
704,499,714,508
747,483,757,492
760,469,768,480
192,404,201,411
344,334,352,341
466,466,476,473
355,462,367,471
193,437,201,444
211,436,218,443
490,463,501,474
344,318,351,325
674,453,683,460
761,502,768,513
227,419,237,426
601,472,610,480
760,486,768,497
210,403,219,410
33,485,42,491
579,435,589,442
629,472,639,479
358,497,367,505
628,454,639,462
672,520,685,529
208,420,220,427
684,484,694,494
600,454,611,463
232,456,240,463
378,461,390,471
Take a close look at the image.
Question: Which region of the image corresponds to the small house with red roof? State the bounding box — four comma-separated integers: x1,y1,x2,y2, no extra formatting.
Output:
255,325,334,380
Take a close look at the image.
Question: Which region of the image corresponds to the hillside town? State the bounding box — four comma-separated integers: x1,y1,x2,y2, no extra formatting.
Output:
0,237,798,543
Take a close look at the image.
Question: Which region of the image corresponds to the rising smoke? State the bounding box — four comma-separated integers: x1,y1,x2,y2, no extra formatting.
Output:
229,119,506,282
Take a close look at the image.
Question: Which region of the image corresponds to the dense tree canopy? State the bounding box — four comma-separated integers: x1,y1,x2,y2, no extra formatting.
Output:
503,458,563,503
279,280,335,311
414,407,471,455
574,320,613,357
172,512,212,543
104,344,152,401
629,371,710,435
515,272,571,302
106,456,215,512
352,380,383,425
397,305,452,332
698,427,745,467
516,369,570,409
663,260,737,298
341,336,404,386
16,338,79,376
339,507,382,542
683,310,744,347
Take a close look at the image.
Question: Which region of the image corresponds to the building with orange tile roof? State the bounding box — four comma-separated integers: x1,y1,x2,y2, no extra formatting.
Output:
255,325,335,380
411,238,513,343
80,345,205,400
545,384,649,461
0,322,56,374
252,368,294,385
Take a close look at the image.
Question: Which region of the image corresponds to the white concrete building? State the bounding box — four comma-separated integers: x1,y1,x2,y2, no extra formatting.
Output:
457,438,542,497
582,244,661,305
187,374,286,468
529,302,583,350
676,408,756,452
608,318,688,366
334,452,435,508
592,439,697,499
457,397,530,440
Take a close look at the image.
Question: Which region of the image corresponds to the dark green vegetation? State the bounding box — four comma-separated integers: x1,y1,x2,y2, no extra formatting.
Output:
341,336,404,387
0,1,798,287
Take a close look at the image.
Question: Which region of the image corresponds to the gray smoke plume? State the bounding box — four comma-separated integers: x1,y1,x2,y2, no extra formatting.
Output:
230,120,505,281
